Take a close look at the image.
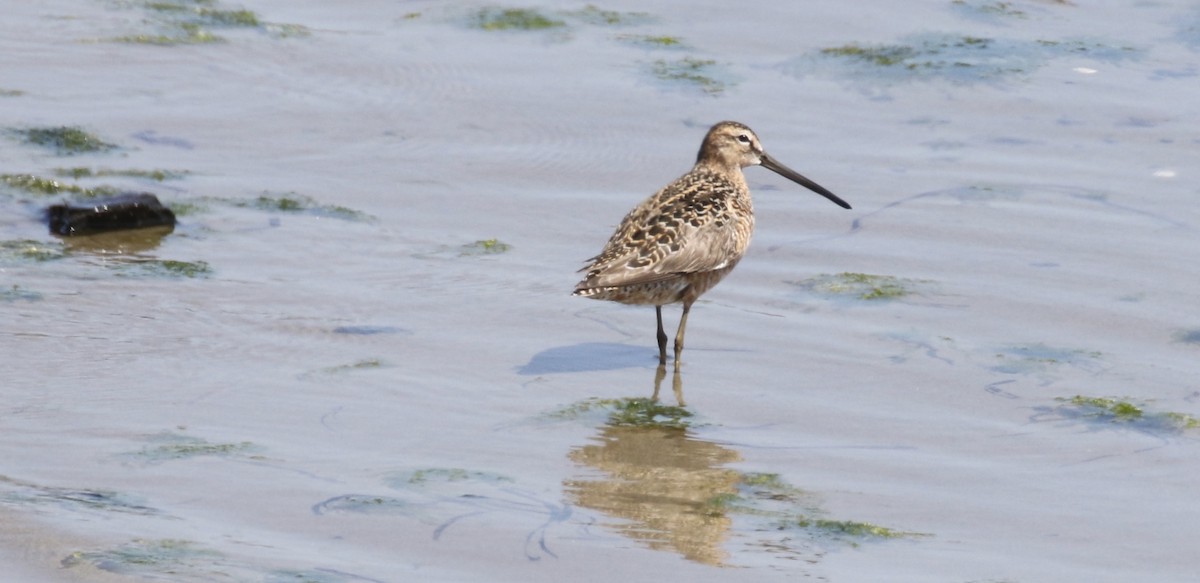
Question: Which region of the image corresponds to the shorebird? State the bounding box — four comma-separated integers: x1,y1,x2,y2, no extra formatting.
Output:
573,121,851,369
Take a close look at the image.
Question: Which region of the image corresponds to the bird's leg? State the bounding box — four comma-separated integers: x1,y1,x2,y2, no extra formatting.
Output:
655,305,668,365
673,300,692,371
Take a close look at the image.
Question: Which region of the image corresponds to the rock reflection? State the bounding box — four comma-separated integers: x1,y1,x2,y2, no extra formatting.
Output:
565,368,741,565
60,225,173,255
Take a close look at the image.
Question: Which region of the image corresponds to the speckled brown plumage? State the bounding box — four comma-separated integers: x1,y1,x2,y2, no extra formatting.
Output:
573,121,851,368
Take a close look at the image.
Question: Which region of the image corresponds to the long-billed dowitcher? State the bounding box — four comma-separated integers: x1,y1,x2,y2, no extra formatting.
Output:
573,121,851,369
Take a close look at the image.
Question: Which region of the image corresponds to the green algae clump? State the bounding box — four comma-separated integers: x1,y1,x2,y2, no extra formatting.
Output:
795,272,924,300
785,517,928,543
52,167,188,181
548,396,694,429
15,126,117,154
821,44,918,67
475,8,565,31
618,34,685,48
650,57,727,94
1054,395,1200,431
1,173,120,198
461,238,512,255
0,239,67,262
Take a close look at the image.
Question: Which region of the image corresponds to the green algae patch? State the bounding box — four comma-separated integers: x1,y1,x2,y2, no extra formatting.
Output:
991,343,1103,375
699,472,813,518
1,239,211,277
701,491,743,517
187,193,372,221
62,539,221,575
740,472,806,499
821,36,995,69
952,0,1029,19
460,238,512,255
463,5,652,33
567,4,653,26
127,433,259,464
114,259,212,279
1034,39,1137,53
794,272,926,300
548,396,694,429
301,357,387,380
1,173,120,198
396,468,514,487
0,239,67,262
144,438,253,458
606,397,692,428
781,517,929,545
145,2,261,26
319,358,383,374
380,468,516,505
113,28,223,45
650,57,728,94
821,44,920,67
13,126,117,154
154,259,211,277
617,34,687,49
52,167,189,181
1164,412,1200,430
194,7,259,26
340,358,383,369
111,0,303,45
409,468,473,484
800,33,1138,85
729,472,812,513
144,1,188,12
1054,395,1200,431
474,7,565,31
220,193,373,221
1065,395,1144,421
546,397,619,419
256,195,306,211
414,239,511,260
721,472,928,545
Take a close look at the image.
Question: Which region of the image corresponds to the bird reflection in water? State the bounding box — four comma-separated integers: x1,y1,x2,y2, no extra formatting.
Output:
565,367,743,565
651,362,685,406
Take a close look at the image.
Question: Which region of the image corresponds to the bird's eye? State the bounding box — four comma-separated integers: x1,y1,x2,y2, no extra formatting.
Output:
736,134,751,144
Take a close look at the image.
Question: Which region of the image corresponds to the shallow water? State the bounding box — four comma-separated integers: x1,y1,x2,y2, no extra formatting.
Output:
3,1,1200,581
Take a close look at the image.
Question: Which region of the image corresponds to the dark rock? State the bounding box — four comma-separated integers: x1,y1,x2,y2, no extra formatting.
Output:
47,193,175,236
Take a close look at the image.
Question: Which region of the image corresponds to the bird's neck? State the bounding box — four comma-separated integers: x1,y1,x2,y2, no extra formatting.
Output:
694,159,747,189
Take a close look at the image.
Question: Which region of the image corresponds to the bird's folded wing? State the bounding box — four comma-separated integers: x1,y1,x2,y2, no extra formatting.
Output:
576,207,740,290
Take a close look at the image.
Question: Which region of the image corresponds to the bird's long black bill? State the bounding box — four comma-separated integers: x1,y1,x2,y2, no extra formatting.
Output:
760,153,852,210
